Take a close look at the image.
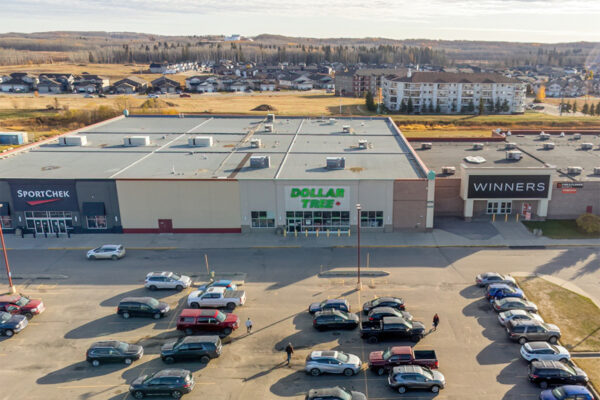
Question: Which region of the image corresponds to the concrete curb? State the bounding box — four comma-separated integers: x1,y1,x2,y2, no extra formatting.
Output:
318,270,389,278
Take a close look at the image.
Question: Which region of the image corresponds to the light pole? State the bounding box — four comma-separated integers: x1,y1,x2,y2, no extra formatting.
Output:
0,204,15,294
356,203,361,289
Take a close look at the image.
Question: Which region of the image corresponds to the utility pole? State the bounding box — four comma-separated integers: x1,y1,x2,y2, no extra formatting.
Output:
356,204,362,290
0,204,15,294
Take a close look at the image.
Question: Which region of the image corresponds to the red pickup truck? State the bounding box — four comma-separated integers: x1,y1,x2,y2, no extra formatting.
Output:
0,294,45,319
368,346,438,375
176,309,239,337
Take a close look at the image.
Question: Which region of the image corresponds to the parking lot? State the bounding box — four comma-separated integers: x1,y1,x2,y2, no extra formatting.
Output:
1,246,598,399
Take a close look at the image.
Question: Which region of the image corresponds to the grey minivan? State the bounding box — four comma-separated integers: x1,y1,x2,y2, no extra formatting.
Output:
388,365,446,394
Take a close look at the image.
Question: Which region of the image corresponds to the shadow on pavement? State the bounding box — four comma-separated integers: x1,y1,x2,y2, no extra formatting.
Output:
498,359,541,399
535,247,600,278
121,356,208,383
65,314,155,339
100,287,177,307
476,341,522,365
459,285,485,299
37,361,131,384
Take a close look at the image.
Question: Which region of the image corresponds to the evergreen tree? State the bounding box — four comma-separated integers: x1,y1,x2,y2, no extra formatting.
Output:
428,102,434,113
501,99,510,112
597,102,600,115
565,101,572,113
451,102,457,113
478,98,485,115
467,99,475,113
407,98,414,113
494,99,501,113
399,100,407,113
590,104,595,116
88,51,95,63
572,101,578,114
365,91,376,112
582,103,589,115
435,104,441,113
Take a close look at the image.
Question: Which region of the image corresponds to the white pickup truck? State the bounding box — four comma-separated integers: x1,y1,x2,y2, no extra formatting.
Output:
187,287,246,310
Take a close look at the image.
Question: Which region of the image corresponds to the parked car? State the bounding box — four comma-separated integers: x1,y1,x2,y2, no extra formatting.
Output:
506,320,561,344
148,94,159,98
0,311,28,337
98,94,107,98
86,341,143,367
145,272,192,291
520,342,570,363
129,368,194,399
187,286,246,310
305,386,366,400
362,297,405,314
86,244,125,260
313,310,359,331
539,385,596,400
528,360,588,389
367,307,412,322
161,335,222,364
197,280,237,292
117,297,170,319
0,294,45,319
493,298,538,313
176,309,239,336
179,93,191,98
83,94,95,98
498,309,544,326
388,365,446,394
486,284,525,301
360,316,426,344
304,350,362,376
476,272,517,287
369,346,438,376
308,299,350,314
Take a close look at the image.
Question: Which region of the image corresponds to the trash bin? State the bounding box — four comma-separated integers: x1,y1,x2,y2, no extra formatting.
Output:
15,228,22,237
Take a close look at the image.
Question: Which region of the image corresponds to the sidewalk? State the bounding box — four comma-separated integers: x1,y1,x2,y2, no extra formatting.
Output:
3,219,599,250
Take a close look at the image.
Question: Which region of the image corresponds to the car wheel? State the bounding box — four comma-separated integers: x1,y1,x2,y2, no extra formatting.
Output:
368,336,378,344
122,312,130,319
175,285,183,292
343,368,354,377
397,386,407,394
539,381,548,389
223,328,232,336
111,255,118,260
559,358,569,363
88,255,96,260
133,391,144,399
410,334,422,343
171,391,182,399
200,355,210,364
377,368,385,376
153,313,161,320
4,329,14,337
91,359,100,367
226,302,236,311
190,302,200,309
530,359,538,363
431,385,440,393
124,358,132,365
184,328,193,336
518,337,527,345
548,336,558,344
148,285,157,291
164,357,175,364
310,368,321,376
25,312,33,320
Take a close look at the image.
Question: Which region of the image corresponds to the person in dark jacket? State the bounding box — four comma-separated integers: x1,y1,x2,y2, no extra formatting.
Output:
433,313,440,331
285,343,294,366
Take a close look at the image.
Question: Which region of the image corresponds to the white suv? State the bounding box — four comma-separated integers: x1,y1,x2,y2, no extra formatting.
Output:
87,245,125,260
145,272,192,291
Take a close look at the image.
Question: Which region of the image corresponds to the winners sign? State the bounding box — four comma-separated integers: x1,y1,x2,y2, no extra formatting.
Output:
285,186,349,210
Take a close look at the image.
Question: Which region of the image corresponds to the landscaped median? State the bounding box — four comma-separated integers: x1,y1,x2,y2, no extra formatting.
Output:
515,276,600,393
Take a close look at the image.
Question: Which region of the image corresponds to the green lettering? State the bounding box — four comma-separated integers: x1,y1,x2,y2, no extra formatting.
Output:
290,188,300,198
326,188,335,197
301,188,310,197
323,199,334,208
310,199,320,208
301,199,310,208
336,188,344,198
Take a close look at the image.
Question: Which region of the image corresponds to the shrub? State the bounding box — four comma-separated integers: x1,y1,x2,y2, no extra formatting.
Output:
576,213,600,234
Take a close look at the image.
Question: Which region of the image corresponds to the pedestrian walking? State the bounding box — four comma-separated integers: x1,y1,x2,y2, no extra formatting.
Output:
245,317,253,334
433,313,440,331
285,342,294,366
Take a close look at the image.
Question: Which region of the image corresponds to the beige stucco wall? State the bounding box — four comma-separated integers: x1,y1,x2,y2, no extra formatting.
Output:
116,180,241,229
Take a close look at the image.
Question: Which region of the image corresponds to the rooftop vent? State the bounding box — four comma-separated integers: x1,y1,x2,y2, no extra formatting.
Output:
560,132,565,137
264,124,273,132
188,136,213,147
543,142,555,150
506,150,523,160
505,142,517,150
266,113,275,123
358,139,368,149
567,166,583,175
250,138,261,148
539,132,550,140
472,143,484,150
506,131,512,136
421,142,432,150
574,133,581,140
342,125,351,133
249,155,270,168
464,156,486,164
59,135,87,146
581,143,593,150
123,136,150,147
593,167,600,175
442,166,456,175
326,157,345,169
328,118,337,125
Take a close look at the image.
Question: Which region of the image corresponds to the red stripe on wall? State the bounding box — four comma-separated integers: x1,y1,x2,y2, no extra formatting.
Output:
122,228,241,234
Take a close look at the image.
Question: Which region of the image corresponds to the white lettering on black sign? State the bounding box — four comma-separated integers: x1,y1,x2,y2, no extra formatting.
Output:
467,175,550,199
16,189,70,199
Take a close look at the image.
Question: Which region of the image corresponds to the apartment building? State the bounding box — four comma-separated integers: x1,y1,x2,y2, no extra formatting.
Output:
335,68,403,97
382,72,526,114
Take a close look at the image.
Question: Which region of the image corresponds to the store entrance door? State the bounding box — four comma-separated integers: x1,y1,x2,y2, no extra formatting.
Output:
158,219,173,233
33,218,68,234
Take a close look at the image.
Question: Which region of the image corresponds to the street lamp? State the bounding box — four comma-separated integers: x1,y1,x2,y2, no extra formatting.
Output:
356,203,361,289
0,204,15,294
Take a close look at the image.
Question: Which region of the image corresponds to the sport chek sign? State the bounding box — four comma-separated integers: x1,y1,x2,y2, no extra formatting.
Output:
10,181,79,211
285,186,349,210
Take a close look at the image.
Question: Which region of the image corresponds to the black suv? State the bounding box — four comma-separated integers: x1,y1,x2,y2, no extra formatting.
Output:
528,360,588,389
86,341,144,367
313,310,359,331
117,297,170,320
161,336,222,364
129,369,194,399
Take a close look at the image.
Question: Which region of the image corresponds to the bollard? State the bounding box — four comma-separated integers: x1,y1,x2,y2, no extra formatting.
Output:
492,214,496,223
316,229,319,238
56,231,59,238
516,213,519,222
283,228,287,237
294,229,297,238
327,229,330,238
338,229,340,237
305,229,308,237
504,213,508,222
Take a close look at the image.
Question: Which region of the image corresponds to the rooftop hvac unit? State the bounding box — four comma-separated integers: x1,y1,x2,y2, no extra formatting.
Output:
581,143,593,150
342,125,351,133
266,113,275,123
328,118,337,125
188,136,213,147
567,166,583,174
505,142,517,150
594,167,600,175
123,136,150,146
249,155,270,168
59,135,87,146
574,133,581,140
560,132,565,137
421,142,432,150
506,131,512,136
506,150,523,160
264,124,273,132
539,132,550,140
326,157,345,169
442,166,456,175
358,139,368,149
543,142,555,150
473,143,484,150
250,138,261,148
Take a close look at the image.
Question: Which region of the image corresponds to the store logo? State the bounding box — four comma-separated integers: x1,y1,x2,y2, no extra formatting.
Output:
290,187,345,209
16,189,71,206
472,182,546,193
26,198,62,206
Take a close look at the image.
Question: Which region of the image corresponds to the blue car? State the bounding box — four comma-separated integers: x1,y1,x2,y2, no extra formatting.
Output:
197,280,237,292
486,284,525,301
539,385,595,400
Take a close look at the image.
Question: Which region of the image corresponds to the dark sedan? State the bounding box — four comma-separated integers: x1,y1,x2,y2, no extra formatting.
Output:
362,297,405,314
0,311,28,337
367,307,413,322
313,310,359,331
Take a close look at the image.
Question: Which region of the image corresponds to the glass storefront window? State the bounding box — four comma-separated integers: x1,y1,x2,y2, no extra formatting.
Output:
487,201,512,214
286,211,350,232
360,211,384,227
251,211,275,228
87,216,107,229
0,216,12,229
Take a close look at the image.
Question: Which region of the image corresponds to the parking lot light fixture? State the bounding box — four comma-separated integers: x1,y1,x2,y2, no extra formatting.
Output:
0,204,16,294
356,203,362,290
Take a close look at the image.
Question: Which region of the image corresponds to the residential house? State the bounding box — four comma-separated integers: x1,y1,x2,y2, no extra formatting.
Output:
229,80,248,92
73,74,109,93
37,77,63,94
546,80,563,97
150,62,168,74
112,76,148,94
151,76,180,93
185,76,219,93
0,73,38,92
38,73,74,93
259,80,276,91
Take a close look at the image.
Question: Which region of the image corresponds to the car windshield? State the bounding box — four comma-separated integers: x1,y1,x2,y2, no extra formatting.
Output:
215,312,226,322
336,352,349,363
146,298,159,308
337,388,352,400
15,296,30,307
382,349,392,360
170,274,181,280
332,310,347,318
117,342,129,352
372,298,382,307
0,313,10,323
421,366,434,380
143,372,158,383
550,387,566,400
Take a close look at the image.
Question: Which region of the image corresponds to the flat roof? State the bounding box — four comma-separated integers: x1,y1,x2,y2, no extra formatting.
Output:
0,115,426,180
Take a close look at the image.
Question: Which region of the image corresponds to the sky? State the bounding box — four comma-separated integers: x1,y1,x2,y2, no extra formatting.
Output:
1,0,600,43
